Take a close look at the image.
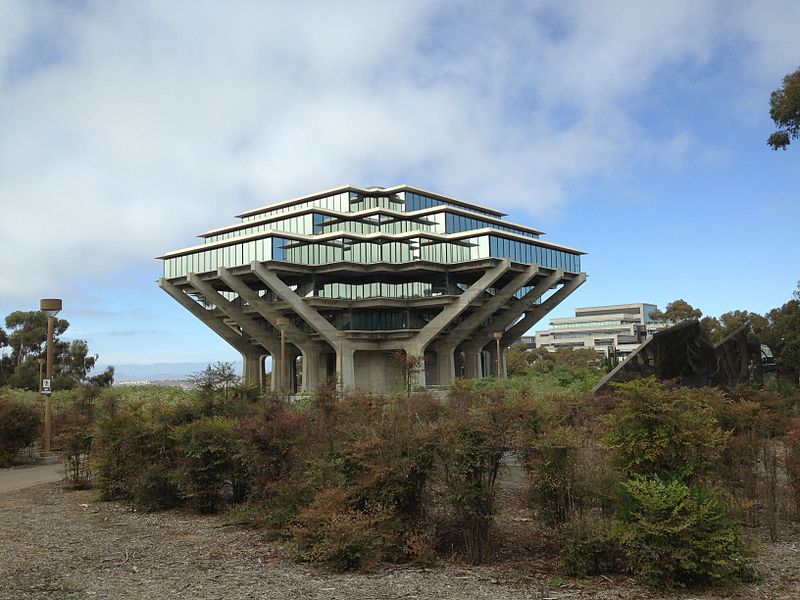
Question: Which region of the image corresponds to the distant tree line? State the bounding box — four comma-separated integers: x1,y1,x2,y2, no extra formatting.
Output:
650,285,800,381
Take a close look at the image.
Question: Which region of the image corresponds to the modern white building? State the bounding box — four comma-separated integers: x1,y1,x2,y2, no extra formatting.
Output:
534,303,667,358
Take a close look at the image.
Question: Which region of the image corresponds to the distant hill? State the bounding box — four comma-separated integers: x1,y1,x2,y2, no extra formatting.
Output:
94,361,244,382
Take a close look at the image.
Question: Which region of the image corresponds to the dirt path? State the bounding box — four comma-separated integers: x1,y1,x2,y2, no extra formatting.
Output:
1,482,799,600
0,463,63,494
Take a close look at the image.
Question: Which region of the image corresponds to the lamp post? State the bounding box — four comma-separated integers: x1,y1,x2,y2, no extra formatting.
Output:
493,331,503,379
40,298,62,455
276,317,289,394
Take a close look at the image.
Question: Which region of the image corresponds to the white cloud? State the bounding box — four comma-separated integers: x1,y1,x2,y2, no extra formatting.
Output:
0,0,797,302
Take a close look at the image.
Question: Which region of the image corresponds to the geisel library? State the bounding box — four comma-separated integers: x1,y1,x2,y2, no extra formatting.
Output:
159,185,586,392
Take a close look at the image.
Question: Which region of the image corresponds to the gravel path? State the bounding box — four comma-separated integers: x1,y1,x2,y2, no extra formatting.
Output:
0,463,63,494
1,482,798,600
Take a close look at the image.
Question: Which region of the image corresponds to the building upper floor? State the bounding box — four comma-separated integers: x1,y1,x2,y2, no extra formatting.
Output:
160,185,585,280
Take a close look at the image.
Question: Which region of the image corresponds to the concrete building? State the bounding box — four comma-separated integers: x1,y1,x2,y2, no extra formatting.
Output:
159,185,586,392
535,303,667,358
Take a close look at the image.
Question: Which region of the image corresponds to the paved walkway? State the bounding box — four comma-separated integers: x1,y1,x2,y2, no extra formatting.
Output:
0,462,63,494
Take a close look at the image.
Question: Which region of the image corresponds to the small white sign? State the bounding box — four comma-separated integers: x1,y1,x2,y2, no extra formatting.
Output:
42,379,51,394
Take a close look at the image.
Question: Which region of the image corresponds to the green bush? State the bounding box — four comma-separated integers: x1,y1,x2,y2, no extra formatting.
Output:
173,416,243,513
526,427,579,526
60,386,98,488
435,383,516,564
93,401,180,508
601,378,728,481
560,516,623,577
0,395,41,466
131,463,181,511
616,476,755,587
62,424,93,488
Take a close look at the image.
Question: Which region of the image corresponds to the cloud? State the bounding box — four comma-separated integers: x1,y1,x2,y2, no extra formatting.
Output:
0,0,797,303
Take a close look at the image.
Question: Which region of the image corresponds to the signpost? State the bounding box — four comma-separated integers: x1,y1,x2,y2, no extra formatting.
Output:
40,298,62,455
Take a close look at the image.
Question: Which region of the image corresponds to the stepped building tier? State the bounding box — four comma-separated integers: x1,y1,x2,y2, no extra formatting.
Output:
159,185,586,392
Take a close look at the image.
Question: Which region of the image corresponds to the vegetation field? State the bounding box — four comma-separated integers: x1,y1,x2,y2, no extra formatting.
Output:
3,360,800,598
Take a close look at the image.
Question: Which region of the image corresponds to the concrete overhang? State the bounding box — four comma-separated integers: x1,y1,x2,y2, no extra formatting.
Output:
234,184,507,220
200,205,545,240
162,259,568,291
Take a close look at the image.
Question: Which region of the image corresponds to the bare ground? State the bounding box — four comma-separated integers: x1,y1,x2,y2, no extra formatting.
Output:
1,478,799,600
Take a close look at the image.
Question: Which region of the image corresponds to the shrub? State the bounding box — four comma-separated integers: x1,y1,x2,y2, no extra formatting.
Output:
710,386,795,535
173,416,243,513
236,399,313,492
93,407,146,500
0,395,41,466
282,391,440,565
62,424,93,488
560,515,623,577
526,427,579,526
601,378,728,481
787,416,800,518
435,383,515,564
93,402,179,508
60,386,98,488
335,392,439,526
131,463,181,511
291,488,382,572
616,476,754,587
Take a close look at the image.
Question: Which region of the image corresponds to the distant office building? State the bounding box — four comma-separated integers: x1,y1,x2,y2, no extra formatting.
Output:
159,185,586,392
535,303,667,358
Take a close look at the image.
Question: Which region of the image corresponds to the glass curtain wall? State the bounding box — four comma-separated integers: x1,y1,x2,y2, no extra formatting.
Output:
164,233,580,278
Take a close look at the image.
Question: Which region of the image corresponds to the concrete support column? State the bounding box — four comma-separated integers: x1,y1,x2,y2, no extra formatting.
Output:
337,342,356,390
486,344,496,377
401,344,427,389
288,351,300,394
270,355,282,392
301,348,323,392
242,353,264,388
435,344,457,387
486,344,507,378
462,342,486,379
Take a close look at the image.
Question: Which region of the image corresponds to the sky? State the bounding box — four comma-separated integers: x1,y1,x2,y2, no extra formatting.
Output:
0,0,798,371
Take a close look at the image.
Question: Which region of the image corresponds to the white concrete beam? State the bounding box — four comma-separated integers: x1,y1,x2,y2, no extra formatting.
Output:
502,273,587,345
251,262,339,346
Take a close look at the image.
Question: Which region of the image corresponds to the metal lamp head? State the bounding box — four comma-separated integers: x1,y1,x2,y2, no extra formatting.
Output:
40,298,62,318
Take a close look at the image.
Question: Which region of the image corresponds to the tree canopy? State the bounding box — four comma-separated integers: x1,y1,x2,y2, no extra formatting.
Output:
506,345,599,376
768,66,800,150
661,284,800,382
701,310,769,344
189,361,240,395
0,310,113,391
649,299,702,324
762,297,800,380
